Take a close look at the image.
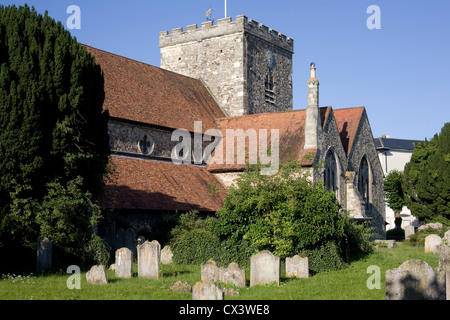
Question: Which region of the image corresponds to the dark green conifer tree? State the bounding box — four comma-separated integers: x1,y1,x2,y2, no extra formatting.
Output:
0,5,110,269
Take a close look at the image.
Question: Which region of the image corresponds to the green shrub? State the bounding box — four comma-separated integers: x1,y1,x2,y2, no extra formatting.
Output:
169,211,221,265
305,241,347,274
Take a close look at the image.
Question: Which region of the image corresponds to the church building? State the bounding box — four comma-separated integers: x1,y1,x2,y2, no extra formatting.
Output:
86,15,386,250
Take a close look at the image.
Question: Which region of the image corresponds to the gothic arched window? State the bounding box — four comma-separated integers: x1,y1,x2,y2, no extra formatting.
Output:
324,150,337,192
358,156,370,209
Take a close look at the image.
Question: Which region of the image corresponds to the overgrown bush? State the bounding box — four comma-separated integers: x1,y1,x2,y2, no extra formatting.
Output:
305,241,347,274
169,211,221,265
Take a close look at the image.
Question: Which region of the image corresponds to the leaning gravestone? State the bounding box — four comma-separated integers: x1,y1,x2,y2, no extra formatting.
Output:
386,259,446,300
192,280,224,300
219,263,246,287
36,237,52,273
115,247,133,278
439,252,450,272
201,260,220,282
286,255,309,278
250,251,280,287
404,225,415,240
137,240,161,279
86,265,108,285
443,230,450,246
161,246,173,265
425,234,443,254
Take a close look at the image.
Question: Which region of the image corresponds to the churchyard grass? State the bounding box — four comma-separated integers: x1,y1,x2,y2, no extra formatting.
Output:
0,243,439,300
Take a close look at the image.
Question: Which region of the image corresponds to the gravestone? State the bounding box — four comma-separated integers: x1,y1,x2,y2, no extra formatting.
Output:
439,252,450,272
201,260,220,282
219,263,246,287
447,271,450,301
86,265,108,285
170,281,192,293
161,246,173,265
425,234,443,254
418,222,443,232
386,259,446,300
36,237,52,273
374,240,397,249
115,247,133,278
286,255,309,278
137,240,161,279
443,230,450,246
405,225,415,240
192,280,224,300
250,251,280,287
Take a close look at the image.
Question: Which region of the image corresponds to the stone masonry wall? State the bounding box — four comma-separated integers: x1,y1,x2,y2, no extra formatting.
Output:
347,111,386,239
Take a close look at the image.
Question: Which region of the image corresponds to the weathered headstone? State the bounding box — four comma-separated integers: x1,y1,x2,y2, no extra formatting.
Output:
447,271,450,301
137,236,146,246
192,280,224,300
219,263,246,287
443,230,450,246
86,265,108,285
374,240,397,249
170,281,192,293
404,225,415,240
250,250,280,287
201,260,220,282
137,240,161,279
36,237,52,273
286,255,309,278
115,247,133,278
386,259,446,300
439,252,450,272
161,246,173,265
425,234,443,254
418,222,443,232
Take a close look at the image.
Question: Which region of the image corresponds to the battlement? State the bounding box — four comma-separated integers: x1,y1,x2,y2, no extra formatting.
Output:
159,15,294,53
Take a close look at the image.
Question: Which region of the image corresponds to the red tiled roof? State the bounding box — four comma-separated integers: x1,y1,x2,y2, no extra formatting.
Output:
333,107,365,156
207,108,329,172
102,156,227,212
84,45,226,132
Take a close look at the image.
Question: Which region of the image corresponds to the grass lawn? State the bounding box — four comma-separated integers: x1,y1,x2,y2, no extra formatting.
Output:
0,243,440,300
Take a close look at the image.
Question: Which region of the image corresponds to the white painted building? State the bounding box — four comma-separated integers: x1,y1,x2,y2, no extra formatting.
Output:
374,135,422,230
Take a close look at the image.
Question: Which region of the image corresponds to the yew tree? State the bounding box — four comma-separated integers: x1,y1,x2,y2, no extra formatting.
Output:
0,5,110,268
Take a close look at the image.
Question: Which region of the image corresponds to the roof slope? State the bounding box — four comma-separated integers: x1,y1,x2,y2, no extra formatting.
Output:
102,156,227,212
207,108,332,172
85,45,226,132
333,107,365,156
374,137,422,151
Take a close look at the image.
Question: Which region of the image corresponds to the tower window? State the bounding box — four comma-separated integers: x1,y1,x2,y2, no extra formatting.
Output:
265,72,275,104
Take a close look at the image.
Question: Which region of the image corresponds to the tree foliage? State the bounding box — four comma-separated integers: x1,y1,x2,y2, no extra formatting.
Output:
384,169,405,215
213,162,373,263
403,123,450,223
0,5,110,268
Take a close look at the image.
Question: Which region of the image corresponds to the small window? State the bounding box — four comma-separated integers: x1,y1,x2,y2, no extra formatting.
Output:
265,72,275,105
324,150,337,192
358,156,370,209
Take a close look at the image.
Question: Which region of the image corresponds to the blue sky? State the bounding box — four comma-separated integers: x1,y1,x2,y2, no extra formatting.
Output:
2,0,449,140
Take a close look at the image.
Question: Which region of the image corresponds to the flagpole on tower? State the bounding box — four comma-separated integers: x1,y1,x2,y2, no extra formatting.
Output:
225,0,227,18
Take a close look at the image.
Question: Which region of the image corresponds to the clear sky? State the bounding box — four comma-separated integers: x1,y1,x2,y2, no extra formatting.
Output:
2,0,449,140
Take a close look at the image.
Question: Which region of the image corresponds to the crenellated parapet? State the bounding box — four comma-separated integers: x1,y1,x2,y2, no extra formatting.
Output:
159,15,294,53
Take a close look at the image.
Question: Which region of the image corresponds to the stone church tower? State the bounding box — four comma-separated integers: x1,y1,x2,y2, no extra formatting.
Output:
159,15,294,117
